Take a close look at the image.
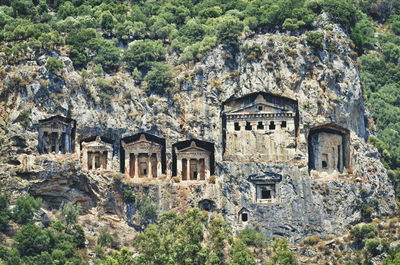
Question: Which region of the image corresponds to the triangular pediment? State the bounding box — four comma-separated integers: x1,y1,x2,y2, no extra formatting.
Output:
178,141,210,154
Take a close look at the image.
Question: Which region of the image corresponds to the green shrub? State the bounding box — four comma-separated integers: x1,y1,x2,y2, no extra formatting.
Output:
59,201,82,229
0,194,10,232
144,63,173,95
45,57,64,73
135,195,157,228
365,238,381,256
123,190,135,203
306,31,323,51
217,15,244,47
123,40,166,70
14,223,54,257
350,224,378,243
238,228,268,248
13,194,41,225
230,239,256,265
98,230,113,247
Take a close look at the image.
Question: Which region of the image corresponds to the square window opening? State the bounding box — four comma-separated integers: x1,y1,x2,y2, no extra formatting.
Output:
269,121,276,130
245,122,252,131
281,121,287,128
234,122,240,131
257,121,264,130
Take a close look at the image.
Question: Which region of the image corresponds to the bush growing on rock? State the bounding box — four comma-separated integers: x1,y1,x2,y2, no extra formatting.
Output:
144,63,173,95
45,57,64,73
12,194,41,225
306,31,323,51
238,228,268,248
59,201,82,229
0,194,10,232
350,224,378,244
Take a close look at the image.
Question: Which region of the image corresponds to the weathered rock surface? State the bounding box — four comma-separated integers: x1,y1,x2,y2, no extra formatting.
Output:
0,15,396,241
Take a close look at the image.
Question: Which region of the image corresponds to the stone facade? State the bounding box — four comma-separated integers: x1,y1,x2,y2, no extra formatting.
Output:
175,141,211,181
308,124,350,173
223,93,297,162
38,115,76,154
121,134,164,178
81,136,113,171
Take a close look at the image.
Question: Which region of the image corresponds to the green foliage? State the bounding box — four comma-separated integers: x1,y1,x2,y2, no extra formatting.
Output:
322,0,357,29
123,40,166,71
0,194,10,232
13,194,41,225
104,247,134,265
267,238,295,265
242,43,263,61
230,239,256,265
14,223,55,257
217,15,244,47
238,228,268,248
135,195,157,228
123,190,135,203
306,31,323,51
207,216,233,264
350,16,375,53
134,208,209,264
350,224,378,244
144,63,173,95
98,230,113,247
59,201,82,228
45,57,64,73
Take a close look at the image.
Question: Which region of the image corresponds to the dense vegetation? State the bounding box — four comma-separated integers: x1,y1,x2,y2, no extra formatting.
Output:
0,193,295,265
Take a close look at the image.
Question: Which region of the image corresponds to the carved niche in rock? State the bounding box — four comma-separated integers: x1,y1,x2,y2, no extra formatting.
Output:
38,115,76,154
173,140,214,181
222,92,298,162
308,124,350,173
81,136,113,171
250,173,282,204
121,134,166,178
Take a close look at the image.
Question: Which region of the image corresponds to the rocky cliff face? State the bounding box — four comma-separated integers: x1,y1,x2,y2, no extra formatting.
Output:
0,16,396,242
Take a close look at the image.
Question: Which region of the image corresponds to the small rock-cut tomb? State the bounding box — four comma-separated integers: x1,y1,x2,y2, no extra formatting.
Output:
173,140,214,181
81,136,113,171
38,115,76,154
121,134,165,178
223,92,298,162
308,124,350,173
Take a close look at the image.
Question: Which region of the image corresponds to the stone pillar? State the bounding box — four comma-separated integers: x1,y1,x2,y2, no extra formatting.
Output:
92,153,96,170
205,156,210,179
134,153,139,178
82,146,88,170
55,131,60,153
107,150,112,170
177,156,182,179
148,153,152,178
125,151,130,175
197,159,202,180
187,157,191,180
156,152,162,177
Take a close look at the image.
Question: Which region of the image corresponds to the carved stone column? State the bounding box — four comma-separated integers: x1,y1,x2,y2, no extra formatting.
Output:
186,157,191,180
177,156,182,180
92,152,96,170
55,131,61,153
148,153,152,178
125,151,130,176
134,153,139,178
107,150,112,170
197,158,201,180
156,152,161,177
205,156,210,180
